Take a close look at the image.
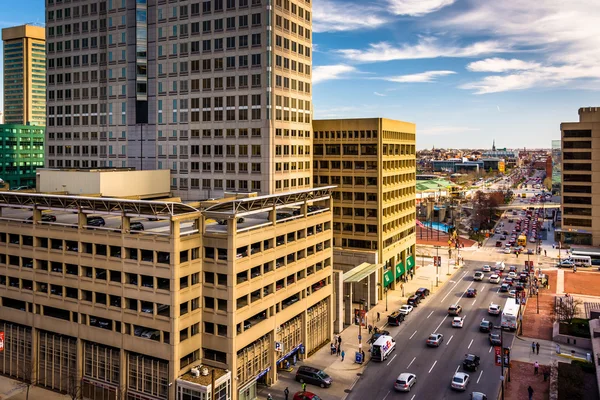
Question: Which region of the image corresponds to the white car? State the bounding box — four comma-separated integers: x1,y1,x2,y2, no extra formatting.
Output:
394,373,417,392
495,262,506,271
452,316,465,328
482,265,491,272
508,272,517,279
474,271,485,281
488,303,501,315
399,305,414,315
489,274,501,284
509,290,516,298
503,248,511,254
451,372,470,391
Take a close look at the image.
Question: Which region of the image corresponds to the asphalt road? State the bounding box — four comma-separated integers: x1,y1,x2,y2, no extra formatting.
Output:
347,260,516,400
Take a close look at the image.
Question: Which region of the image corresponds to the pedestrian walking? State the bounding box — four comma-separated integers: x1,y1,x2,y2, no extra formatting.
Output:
284,387,289,400
377,312,380,322
528,385,534,400
544,250,547,257
341,350,345,362
556,343,561,354
330,342,336,355
368,324,373,334
536,342,540,355
534,361,539,374
531,342,536,353
338,335,342,346
552,243,555,249
302,382,307,392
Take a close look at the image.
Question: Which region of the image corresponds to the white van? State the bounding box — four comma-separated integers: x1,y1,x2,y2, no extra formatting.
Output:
371,335,396,362
569,255,592,267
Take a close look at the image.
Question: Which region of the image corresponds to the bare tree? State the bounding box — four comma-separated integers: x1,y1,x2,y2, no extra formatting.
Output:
554,297,583,324
19,360,36,400
64,370,82,400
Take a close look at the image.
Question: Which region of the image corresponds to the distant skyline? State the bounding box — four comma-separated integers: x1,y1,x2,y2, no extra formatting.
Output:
1,1,598,148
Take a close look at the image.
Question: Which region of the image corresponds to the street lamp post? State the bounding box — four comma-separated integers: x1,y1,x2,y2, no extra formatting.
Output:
434,245,441,287
385,287,388,312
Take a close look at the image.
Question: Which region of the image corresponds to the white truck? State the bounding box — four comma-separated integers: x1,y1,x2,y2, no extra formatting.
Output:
501,299,520,331
371,335,396,362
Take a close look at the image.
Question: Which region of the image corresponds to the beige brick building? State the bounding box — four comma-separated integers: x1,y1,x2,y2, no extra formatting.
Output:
1,25,46,126
313,118,417,300
45,0,313,200
560,107,600,246
0,171,333,400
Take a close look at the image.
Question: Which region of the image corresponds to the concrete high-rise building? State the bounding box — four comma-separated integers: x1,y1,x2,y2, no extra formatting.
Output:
560,107,600,246
1,25,46,126
45,0,313,200
313,118,417,300
0,170,333,400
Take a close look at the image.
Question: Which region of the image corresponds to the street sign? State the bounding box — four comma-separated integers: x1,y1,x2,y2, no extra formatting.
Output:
275,342,283,352
0,332,4,352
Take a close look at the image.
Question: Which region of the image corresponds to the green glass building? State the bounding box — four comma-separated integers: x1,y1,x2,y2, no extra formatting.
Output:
0,124,45,188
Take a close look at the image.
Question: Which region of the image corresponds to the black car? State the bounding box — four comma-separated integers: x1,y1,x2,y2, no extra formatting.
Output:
407,295,421,307
489,333,501,346
368,330,391,344
466,288,478,298
479,320,492,333
295,366,333,388
416,288,430,299
130,221,145,231
27,214,57,222
87,216,106,226
388,311,405,326
463,354,481,371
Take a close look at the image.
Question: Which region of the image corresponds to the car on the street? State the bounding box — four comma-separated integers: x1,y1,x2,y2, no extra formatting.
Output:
295,366,332,388
500,235,507,240
293,392,322,400
388,311,405,326
87,216,106,227
130,221,145,231
474,271,485,281
503,248,511,254
557,259,574,268
508,271,517,279
462,354,481,371
482,265,491,272
509,290,517,298
394,373,417,392
526,248,534,255
398,305,414,315
368,330,391,344
466,288,477,298
448,304,463,315
499,283,510,292
489,274,500,284
488,303,501,315
489,333,501,346
407,295,420,307
479,319,492,333
451,372,470,391
452,316,465,328
27,214,57,222
416,288,431,298
495,241,503,247
426,333,444,347
471,392,488,400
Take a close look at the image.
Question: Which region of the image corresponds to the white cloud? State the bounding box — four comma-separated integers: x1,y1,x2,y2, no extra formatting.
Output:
466,58,541,73
381,70,456,83
312,0,390,33
387,0,456,16
312,65,357,84
338,37,508,63
419,126,481,136
374,92,387,97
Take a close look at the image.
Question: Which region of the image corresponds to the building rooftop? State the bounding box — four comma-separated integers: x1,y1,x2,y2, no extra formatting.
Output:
178,365,230,387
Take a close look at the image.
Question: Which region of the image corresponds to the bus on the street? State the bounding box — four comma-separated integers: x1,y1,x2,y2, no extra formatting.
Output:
501,299,521,331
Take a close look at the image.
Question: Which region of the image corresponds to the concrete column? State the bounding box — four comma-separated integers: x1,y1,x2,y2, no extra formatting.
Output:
170,219,180,239
368,272,377,307
344,284,353,326
269,205,277,224
30,326,38,384
78,210,87,229
333,270,344,334
76,338,84,386
31,206,41,223
121,213,130,232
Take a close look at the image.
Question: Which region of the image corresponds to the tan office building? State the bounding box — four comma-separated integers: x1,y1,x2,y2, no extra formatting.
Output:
560,107,600,246
0,170,333,400
313,118,417,300
45,0,313,199
1,25,46,126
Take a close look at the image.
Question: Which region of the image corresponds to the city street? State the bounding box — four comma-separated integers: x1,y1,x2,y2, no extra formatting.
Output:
346,259,515,400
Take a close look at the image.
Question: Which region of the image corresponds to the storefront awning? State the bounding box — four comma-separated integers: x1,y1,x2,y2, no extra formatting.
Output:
343,262,382,283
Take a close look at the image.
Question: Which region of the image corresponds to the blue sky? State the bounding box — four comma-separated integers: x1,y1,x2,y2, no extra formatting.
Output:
3,0,600,149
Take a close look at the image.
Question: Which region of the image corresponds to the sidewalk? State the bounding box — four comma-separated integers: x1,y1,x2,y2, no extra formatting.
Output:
257,255,464,400
511,337,589,366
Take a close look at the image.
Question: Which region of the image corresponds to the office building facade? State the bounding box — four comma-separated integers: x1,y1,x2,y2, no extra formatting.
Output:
0,124,45,189
313,118,417,296
560,107,600,246
45,0,313,199
1,25,46,126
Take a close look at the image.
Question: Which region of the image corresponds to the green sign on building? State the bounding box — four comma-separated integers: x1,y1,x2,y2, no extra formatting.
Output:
395,261,405,278
383,269,394,287
407,255,416,271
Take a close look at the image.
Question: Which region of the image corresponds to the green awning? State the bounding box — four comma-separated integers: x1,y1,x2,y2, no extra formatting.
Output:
395,261,405,277
383,269,394,287
407,256,416,271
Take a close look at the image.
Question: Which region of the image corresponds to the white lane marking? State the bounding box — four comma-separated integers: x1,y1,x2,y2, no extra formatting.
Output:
387,354,397,366
472,299,477,306
440,272,468,303
435,317,447,332
409,330,418,340
468,339,474,349
446,335,454,345
455,365,460,374
458,282,474,301
427,311,434,319
411,395,416,400
407,357,416,368
429,360,438,373
477,370,484,383
382,390,391,400
489,346,493,353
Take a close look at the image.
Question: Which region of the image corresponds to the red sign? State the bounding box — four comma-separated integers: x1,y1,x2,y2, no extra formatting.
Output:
0,332,4,352
494,346,502,366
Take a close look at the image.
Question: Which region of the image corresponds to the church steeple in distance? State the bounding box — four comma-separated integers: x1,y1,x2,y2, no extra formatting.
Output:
492,139,496,151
